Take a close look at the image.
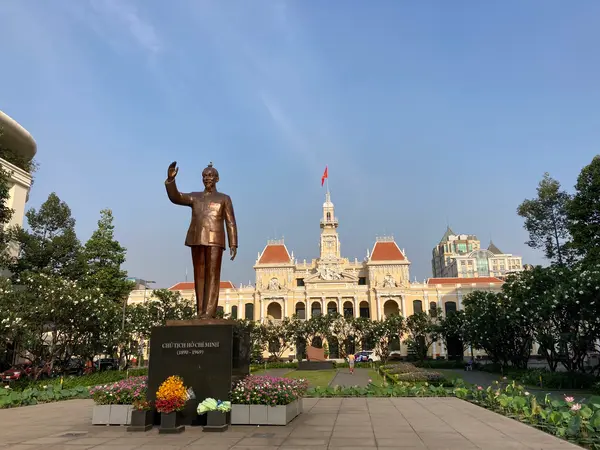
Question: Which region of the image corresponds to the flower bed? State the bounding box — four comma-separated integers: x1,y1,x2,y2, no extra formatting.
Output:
307,381,454,398
230,375,308,425
380,362,449,385
455,380,600,448
89,376,147,425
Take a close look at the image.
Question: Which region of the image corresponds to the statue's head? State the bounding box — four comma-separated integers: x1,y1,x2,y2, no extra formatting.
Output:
202,162,219,190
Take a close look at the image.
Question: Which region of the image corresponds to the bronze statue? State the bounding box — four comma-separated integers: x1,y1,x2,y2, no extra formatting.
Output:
165,161,238,319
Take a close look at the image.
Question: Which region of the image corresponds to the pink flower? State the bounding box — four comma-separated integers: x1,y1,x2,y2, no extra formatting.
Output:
564,396,575,403
477,386,483,391
571,403,582,411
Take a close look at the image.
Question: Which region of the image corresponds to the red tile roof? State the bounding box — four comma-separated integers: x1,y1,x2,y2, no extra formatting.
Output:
169,281,235,291
257,244,291,264
370,241,405,261
427,277,503,285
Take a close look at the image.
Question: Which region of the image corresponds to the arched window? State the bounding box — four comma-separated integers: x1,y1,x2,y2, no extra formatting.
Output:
343,301,354,318
326,212,331,221
359,301,370,318
245,303,254,320
383,300,399,317
266,302,282,320
231,305,238,319
413,300,423,314
445,301,457,315
295,302,306,320
327,301,337,315
311,301,322,317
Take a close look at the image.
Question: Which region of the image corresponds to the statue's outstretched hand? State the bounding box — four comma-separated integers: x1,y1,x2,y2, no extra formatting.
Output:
230,246,237,261
167,161,179,180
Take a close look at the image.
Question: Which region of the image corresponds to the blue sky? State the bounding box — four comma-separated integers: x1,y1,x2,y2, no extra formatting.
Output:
1,1,599,288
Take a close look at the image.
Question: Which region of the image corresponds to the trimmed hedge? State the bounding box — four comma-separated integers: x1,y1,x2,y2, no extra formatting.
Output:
380,362,452,386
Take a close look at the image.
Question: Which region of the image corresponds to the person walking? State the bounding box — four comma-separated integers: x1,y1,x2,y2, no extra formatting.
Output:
348,353,355,375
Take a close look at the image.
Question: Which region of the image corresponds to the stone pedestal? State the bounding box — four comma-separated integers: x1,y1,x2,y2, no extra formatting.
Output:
147,319,250,426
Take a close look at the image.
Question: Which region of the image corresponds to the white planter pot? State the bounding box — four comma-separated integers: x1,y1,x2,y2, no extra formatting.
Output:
231,400,301,426
92,405,132,426
92,405,111,425
249,405,268,424
231,404,250,425
109,405,133,425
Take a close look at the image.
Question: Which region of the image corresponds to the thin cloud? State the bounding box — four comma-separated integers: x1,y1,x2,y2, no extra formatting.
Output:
88,0,163,56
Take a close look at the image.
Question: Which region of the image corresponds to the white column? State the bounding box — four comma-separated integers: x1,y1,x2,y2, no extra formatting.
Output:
283,297,288,318
321,296,325,315
305,297,309,320
377,294,382,320
457,290,463,310
437,292,446,357
401,294,406,317
337,296,342,315
259,297,264,321
238,297,242,319
354,296,359,318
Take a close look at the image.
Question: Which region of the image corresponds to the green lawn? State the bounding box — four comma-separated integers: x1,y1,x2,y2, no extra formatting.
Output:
286,369,337,388
368,369,384,385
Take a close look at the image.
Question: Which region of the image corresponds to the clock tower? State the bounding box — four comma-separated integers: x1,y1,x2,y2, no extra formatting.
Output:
319,191,341,261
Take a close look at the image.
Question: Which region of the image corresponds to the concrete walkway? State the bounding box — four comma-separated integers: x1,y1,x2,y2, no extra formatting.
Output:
0,398,580,449
329,367,373,388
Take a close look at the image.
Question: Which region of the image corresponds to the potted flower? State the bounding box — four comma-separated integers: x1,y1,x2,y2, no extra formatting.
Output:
230,375,308,425
90,376,147,426
155,375,187,434
127,394,154,432
197,397,231,431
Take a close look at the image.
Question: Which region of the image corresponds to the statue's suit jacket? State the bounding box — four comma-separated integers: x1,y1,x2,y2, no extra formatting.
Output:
165,179,238,249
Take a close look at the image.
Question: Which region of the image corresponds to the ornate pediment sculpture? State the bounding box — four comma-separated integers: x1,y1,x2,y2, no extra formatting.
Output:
267,277,281,290
382,274,397,288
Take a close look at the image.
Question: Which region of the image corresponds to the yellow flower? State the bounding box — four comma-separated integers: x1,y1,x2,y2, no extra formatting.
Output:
156,375,187,402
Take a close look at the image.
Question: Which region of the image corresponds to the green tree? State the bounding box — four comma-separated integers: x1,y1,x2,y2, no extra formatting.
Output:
568,156,600,264
517,173,573,265
463,291,533,369
350,317,376,351
372,314,405,365
8,272,108,376
11,193,85,280
509,265,600,373
404,312,438,362
437,309,467,360
262,317,295,360
83,209,134,302
330,314,353,358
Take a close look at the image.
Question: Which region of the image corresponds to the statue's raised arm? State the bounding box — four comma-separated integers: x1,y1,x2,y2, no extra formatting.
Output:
165,161,192,206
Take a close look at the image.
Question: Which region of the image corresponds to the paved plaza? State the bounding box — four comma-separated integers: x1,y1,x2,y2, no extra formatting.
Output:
0,398,581,449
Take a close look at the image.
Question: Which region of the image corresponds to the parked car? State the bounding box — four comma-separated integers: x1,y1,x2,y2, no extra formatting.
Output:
354,351,380,362
1,362,52,383
1,364,31,383
94,358,118,371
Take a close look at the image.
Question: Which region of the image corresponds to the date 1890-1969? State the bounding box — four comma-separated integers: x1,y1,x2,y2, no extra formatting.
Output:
177,349,204,356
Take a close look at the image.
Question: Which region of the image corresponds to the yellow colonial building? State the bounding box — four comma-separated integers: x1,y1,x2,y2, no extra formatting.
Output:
129,192,505,358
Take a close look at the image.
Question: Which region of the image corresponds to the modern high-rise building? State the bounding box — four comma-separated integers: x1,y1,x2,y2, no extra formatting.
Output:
431,227,523,279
